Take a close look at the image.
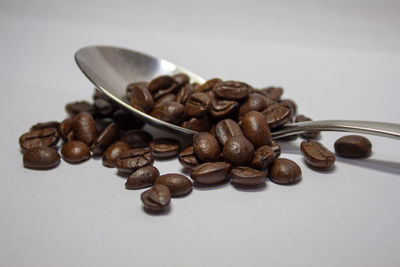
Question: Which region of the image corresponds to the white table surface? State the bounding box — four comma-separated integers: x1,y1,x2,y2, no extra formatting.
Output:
1,1,400,266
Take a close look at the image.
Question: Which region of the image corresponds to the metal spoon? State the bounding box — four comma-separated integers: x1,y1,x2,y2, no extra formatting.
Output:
75,45,400,140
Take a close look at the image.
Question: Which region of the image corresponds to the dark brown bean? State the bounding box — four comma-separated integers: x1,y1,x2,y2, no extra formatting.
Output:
270,140,281,157
72,112,97,145
301,140,335,168
261,102,293,129
210,100,238,119
58,118,73,140
94,117,114,135
61,140,91,163
149,138,180,158
251,145,275,170
30,121,59,131
125,166,160,190
193,132,220,162
91,123,119,155
155,174,193,197
126,82,148,99
213,81,251,100
102,141,131,167
261,86,283,101
269,158,301,185
184,92,211,118
215,119,243,146
176,83,194,104
23,147,60,169
93,98,114,117
281,99,297,114
119,130,153,148
141,184,171,212
113,109,145,130
154,93,177,108
241,111,272,148
19,127,60,150
223,136,254,166
238,93,275,116
129,84,154,113
181,116,211,132
334,135,372,158
195,78,222,93
178,146,201,169
190,162,231,185
115,148,154,173
173,73,190,86
150,101,184,124
149,75,179,100
230,166,266,187
65,101,94,116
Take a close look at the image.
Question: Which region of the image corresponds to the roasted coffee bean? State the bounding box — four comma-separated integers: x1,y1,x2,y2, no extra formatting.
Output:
181,116,211,132
251,145,275,170
102,141,131,167
125,165,160,190
173,73,190,86
61,140,91,163
295,114,320,139
150,101,184,124
23,147,60,169
129,84,154,113
126,82,148,99
91,123,118,155
19,127,59,150
215,119,243,146
119,130,153,148
261,86,283,101
193,132,220,162
72,112,97,145
270,140,281,158
149,138,180,158
269,158,301,185
213,81,251,100
141,184,171,212
301,140,335,168
261,102,293,129
241,111,272,148
195,78,222,93
334,135,372,158
149,75,179,100
238,93,275,117
115,148,154,173
208,124,217,136
281,99,297,114
30,121,59,131
230,166,266,187
190,162,231,185
58,118,73,140
223,135,254,166
65,101,94,116
176,83,194,104
95,117,114,134
210,100,238,119
94,98,114,117
113,109,145,130
153,93,176,108
178,146,201,169
155,173,192,196
184,92,211,118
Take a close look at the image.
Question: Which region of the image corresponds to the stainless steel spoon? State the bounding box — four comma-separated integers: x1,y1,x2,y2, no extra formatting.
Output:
75,45,400,140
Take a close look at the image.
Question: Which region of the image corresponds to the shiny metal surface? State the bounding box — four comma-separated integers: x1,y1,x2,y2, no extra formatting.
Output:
75,45,400,139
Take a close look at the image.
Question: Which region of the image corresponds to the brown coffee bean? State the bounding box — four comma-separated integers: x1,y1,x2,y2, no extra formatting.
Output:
261,102,293,129
295,114,321,139
251,145,275,170
181,116,211,132
178,146,201,169
91,123,119,155
141,184,171,212
119,130,153,148
19,127,60,150
102,141,131,167
261,86,283,101
149,138,180,158
23,147,60,169
72,112,97,145
65,101,94,116
126,82,148,99
270,140,281,157
281,99,297,114
58,118,73,140
195,78,222,93
190,162,231,185
125,165,160,190
95,117,114,134
148,75,179,100
176,83,194,104
61,140,91,163
30,121,59,131
154,93,177,108
184,92,211,118
173,73,190,86
213,81,251,100
215,119,243,146
93,98,115,117
155,174,192,197
210,100,238,119
269,158,301,185
238,93,275,117
241,111,272,148
230,166,266,187
223,136,254,166
150,101,184,124
301,140,335,168
193,132,220,162
334,135,372,158
129,84,154,113
113,109,145,130
115,148,154,173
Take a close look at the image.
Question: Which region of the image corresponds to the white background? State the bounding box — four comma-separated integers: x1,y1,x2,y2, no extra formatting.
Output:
1,0,400,266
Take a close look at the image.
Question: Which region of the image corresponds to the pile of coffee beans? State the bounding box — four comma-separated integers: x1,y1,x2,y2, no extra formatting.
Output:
18,73,373,213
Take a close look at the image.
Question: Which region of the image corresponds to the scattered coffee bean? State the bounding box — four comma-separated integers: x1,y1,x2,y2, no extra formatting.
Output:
23,147,60,169
58,118,73,140
150,101,184,124
181,116,211,132
270,140,281,157
119,130,153,148
126,82,148,100
149,138,180,158
195,78,221,93
261,86,283,101
223,135,254,166
190,162,231,185
215,119,243,146
269,158,301,185
281,99,297,114
72,112,97,145
65,101,94,116
177,83,195,104
238,93,275,117
173,73,190,86
153,93,177,108
213,81,251,100
93,98,114,117
141,184,171,212
301,140,335,168
155,173,192,196
251,145,275,170
91,123,118,155
129,84,154,113
19,127,60,150
230,166,266,187
115,148,154,173
94,117,114,136
30,121,59,131
102,141,131,167
178,146,201,169
113,109,145,130
334,135,372,158
184,92,211,118
193,132,220,162
61,140,91,163
241,111,272,148
210,100,238,120
261,102,293,130
125,165,160,190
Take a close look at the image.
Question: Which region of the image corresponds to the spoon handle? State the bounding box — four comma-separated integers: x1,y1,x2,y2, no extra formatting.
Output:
271,120,400,140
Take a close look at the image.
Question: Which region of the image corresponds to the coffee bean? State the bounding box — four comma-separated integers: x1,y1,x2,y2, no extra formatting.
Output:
173,73,190,86
126,82,148,99
119,130,153,148
230,166,266,187
148,75,179,100
23,147,60,169
72,112,97,145
19,127,60,150
93,98,114,117
261,86,283,101
30,121,59,131
150,101,184,124
155,173,192,196
113,109,145,130
269,158,301,185
301,140,335,168
215,119,243,146
125,165,160,190
61,140,91,163
184,92,211,118
240,111,272,148
95,117,114,134
129,84,154,113
210,100,238,119
178,146,201,169
238,93,275,117
91,123,119,155
195,78,222,93
223,135,254,166
115,148,154,173
149,138,180,158
281,99,297,114
190,162,231,185
334,135,372,158
295,114,320,139
213,81,251,100
102,141,131,167
261,102,293,129
193,132,220,162
181,116,211,132
141,184,171,212
270,140,281,157
154,93,177,108
176,83,194,104
58,118,73,140
65,101,94,116
251,145,275,170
